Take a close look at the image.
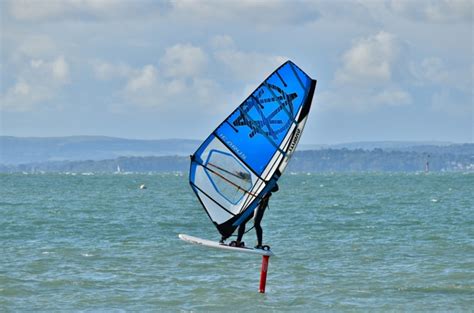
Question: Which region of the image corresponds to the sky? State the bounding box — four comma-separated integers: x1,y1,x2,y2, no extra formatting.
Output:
1,0,473,144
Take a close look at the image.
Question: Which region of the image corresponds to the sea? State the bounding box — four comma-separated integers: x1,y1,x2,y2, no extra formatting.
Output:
0,172,472,312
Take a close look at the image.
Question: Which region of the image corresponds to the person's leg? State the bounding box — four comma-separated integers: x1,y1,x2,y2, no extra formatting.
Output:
236,223,245,242
254,208,264,246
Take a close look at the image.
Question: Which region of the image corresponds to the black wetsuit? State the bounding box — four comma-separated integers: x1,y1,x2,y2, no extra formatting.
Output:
236,183,278,246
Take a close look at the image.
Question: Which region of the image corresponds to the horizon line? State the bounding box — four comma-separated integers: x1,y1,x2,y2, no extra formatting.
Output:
1,135,471,145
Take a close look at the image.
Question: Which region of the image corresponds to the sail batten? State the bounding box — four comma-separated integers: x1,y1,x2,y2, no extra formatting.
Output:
190,60,316,239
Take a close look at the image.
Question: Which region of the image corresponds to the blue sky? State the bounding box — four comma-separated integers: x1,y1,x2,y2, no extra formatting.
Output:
1,0,472,144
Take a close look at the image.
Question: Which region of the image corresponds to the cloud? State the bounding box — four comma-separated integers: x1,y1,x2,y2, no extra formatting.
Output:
409,57,455,86
95,37,288,111
388,0,473,23
372,88,412,107
325,31,415,112
7,0,320,27
1,56,70,112
1,0,471,143
2,34,58,69
211,35,287,83
28,56,69,83
121,64,183,109
51,56,70,82
210,35,235,50
413,57,447,80
93,60,133,80
214,49,287,82
16,35,57,58
335,31,399,85
8,0,68,21
408,57,473,94
107,43,213,110
115,63,221,112
409,57,473,116
88,39,287,114
159,44,208,78
319,86,412,112
7,0,160,21
125,65,158,92
171,0,319,28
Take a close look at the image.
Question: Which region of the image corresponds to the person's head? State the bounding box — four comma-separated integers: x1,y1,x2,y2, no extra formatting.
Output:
270,183,279,193
263,184,278,199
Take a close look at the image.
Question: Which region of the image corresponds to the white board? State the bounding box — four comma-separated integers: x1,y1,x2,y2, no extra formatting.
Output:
179,234,274,256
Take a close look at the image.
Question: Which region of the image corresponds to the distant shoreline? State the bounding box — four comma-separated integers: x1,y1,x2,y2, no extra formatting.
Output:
1,135,470,164
1,145,473,173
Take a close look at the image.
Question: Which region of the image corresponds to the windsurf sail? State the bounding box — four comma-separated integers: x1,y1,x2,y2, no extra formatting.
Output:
189,60,317,239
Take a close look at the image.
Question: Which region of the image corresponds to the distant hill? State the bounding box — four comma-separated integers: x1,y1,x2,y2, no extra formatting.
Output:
297,141,456,151
0,136,200,165
325,141,455,150
1,136,467,166
288,147,474,172
2,146,473,173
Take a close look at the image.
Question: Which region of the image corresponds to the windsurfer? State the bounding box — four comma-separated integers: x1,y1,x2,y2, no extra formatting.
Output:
230,183,279,249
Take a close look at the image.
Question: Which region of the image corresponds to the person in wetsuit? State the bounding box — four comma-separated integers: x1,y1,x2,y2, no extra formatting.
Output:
231,183,279,249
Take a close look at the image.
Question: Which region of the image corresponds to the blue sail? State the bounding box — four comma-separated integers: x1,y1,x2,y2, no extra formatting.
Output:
189,61,317,239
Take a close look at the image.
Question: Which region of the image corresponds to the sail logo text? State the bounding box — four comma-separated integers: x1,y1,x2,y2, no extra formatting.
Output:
218,133,247,160
288,128,301,154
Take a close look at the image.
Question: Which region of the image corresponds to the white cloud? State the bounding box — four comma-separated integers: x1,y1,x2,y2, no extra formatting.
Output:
1,56,70,112
410,57,451,85
101,44,213,111
125,65,158,92
388,0,473,23
2,80,49,112
335,31,399,85
210,35,235,50
11,80,31,96
159,44,208,78
212,35,287,82
372,88,412,107
121,64,179,109
1,0,471,142
7,0,149,21
319,86,412,112
51,56,70,82
118,63,221,112
9,0,67,21
88,40,283,114
409,57,472,92
171,0,319,28
27,56,69,83
17,35,57,59
328,31,413,112
93,61,133,80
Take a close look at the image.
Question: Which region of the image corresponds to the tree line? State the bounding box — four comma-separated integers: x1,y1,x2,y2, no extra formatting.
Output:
1,147,472,173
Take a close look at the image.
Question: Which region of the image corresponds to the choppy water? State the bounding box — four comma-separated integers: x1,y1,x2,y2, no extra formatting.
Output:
0,172,473,312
